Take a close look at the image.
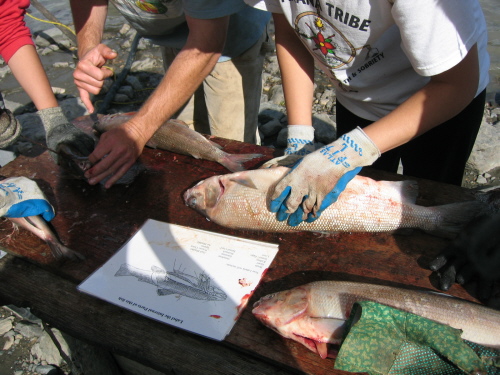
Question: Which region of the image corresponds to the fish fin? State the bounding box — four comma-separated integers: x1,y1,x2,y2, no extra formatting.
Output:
220,153,264,172
45,240,85,261
229,176,258,189
157,288,176,296
315,342,329,360
427,200,486,239
115,264,133,277
378,180,419,204
17,216,85,261
207,139,224,150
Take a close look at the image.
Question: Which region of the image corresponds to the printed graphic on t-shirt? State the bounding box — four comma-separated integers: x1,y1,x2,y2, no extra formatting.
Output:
119,0,182,15
293,7,384,91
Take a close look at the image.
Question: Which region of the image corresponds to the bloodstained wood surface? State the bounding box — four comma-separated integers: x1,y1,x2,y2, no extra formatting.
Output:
0,134,482,375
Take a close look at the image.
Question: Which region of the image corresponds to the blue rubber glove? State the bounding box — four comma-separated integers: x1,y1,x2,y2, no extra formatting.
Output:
0,177,55,221
269,127,380,226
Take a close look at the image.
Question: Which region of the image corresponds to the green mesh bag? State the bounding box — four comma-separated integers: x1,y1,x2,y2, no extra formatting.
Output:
334,301,500,375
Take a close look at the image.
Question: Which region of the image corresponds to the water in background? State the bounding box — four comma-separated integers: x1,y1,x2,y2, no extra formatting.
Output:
23,0,500,103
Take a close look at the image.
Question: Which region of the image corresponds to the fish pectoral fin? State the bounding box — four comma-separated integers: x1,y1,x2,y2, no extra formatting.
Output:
229,176,258,189
308,316,346,344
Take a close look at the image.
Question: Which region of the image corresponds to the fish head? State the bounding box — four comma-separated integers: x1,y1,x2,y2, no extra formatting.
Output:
56,144,94,180
253,284,347,359
183,174,225,218
183,167,291,226
252,287,310,334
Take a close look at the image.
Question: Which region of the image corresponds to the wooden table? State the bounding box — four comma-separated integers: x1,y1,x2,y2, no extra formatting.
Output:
0,134,481,375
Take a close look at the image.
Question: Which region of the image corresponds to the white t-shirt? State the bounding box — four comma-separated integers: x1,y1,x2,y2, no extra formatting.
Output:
246,0,490,121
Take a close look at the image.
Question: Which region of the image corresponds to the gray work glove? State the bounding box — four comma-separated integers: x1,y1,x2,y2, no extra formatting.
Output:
0,108,22,149
38,107,96,164
261,125,316,168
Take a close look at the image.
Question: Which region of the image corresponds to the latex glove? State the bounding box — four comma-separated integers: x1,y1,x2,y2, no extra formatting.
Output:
0,177,55,221
270,127,380,226
261,125,315,168
73,44,117,113
429,213,500,304
0,108,22,148
38,107,96,165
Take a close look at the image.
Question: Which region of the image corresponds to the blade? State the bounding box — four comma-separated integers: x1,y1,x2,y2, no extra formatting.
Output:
90,111,100,128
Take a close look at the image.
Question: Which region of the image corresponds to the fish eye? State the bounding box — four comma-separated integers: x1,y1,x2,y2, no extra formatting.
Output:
187,197,197,207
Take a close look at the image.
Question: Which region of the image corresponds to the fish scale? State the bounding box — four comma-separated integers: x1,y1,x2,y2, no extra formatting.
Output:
184,167,485,238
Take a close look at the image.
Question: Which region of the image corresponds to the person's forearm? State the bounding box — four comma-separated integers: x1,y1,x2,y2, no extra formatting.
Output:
364,44,480,153
8,45,58,110
273,13,315,126
70,0,108,58
126,15,228,140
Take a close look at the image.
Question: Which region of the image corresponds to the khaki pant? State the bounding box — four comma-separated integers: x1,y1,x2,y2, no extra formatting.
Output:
161,32,266,144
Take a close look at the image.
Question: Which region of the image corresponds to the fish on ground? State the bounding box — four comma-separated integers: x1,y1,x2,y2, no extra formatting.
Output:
115,263,227,301
74,112,264,173
183,167,485,238
6,215,84,261
252,281,500,358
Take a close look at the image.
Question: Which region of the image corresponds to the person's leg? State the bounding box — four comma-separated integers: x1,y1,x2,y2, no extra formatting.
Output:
400,89,486,185
202,32,266,143
336,100,401,173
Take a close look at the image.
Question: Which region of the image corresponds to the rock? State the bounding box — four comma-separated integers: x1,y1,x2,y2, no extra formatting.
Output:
269,85,285,106
118,85,135,99
125,75,143,90
34,364,59,374
113,93,130,102
15,321,44,339
131,57,160,72
3,330,16,351
34,27,72,49
312,113,337,144
259,118,284,137
476,175,488,184
31,329,70,367
119,24,131,35
276,127,288,148
0,316,14,335
466,118,500,175
0,65,11,79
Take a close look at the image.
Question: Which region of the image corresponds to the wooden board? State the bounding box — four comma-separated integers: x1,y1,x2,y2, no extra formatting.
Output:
0,136,482,375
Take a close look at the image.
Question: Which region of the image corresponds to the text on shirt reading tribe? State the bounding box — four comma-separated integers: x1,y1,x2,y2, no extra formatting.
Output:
288,1,371,32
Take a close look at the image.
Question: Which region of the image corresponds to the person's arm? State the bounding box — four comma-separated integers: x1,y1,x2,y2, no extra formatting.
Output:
260,13,317,168
7,45,58,110
269,42,480,226
70,0,117,112
363,44,479,153
84,14,229,188
273,13,315,126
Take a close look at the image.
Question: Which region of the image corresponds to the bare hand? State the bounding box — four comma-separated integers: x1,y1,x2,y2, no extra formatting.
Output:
84,120,147,188
73,44,117,112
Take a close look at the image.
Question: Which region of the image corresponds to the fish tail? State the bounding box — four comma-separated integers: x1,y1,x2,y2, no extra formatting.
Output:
427,200,486,239
115,263,136,277
46,240,85,261
220,153,264,172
